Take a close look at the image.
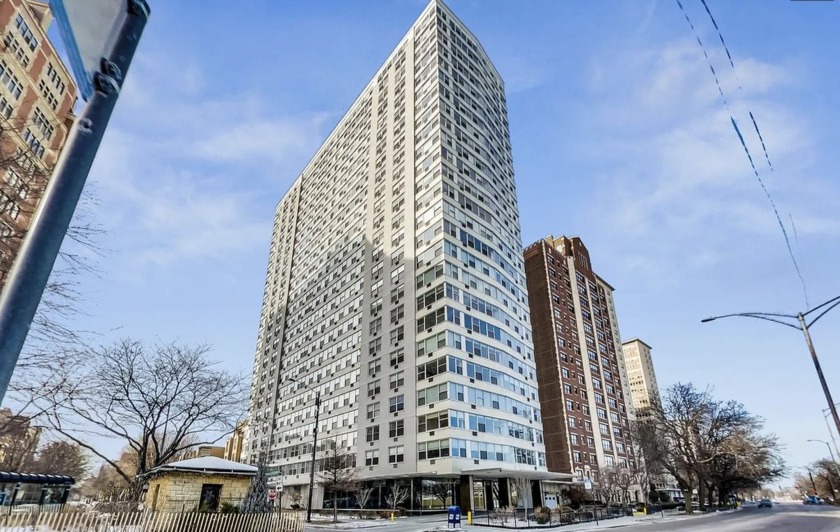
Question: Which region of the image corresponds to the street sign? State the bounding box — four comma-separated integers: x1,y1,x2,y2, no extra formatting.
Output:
49,0,130,101
268,489,276,501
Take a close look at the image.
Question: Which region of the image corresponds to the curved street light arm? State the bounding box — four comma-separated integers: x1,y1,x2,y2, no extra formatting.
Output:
738,314,802,329
803,294,840,318
702,312,800,329
807,299,840,329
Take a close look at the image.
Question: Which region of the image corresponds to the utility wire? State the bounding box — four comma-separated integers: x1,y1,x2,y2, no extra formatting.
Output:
675,0,809,307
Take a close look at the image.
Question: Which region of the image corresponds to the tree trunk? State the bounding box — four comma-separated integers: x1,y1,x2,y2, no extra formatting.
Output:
682,489,693,514
697,482,706,511
333,493,338,523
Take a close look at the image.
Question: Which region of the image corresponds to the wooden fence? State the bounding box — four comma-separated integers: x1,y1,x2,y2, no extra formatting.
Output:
0,509,304,532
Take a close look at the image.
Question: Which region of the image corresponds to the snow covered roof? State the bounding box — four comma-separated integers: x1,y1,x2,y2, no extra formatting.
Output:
151,457,257,476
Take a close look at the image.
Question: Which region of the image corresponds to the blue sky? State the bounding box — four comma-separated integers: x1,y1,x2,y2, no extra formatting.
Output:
58,0,840,480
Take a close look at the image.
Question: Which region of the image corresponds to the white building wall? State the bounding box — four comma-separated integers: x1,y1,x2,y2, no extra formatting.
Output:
244,0,547,507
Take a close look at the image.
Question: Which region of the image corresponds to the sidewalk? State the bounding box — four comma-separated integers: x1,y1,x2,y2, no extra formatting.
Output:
437,508,741,532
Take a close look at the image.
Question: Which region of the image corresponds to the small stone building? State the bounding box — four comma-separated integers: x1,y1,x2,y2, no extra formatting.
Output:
145,457,257,512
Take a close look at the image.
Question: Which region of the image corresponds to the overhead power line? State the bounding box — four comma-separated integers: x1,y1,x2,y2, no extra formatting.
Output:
674,0,809,307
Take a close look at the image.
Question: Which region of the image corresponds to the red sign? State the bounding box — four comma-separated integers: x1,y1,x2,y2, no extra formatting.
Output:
268,489,276,501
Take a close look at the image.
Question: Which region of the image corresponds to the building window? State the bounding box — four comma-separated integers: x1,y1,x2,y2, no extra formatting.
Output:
389,445,405,463
0,60,23,100
389,349,404,367
14,14,38,51
366,425,380,442
573,451,581,463
389,326,404,345
368,359,381,377
367,380,381,398
389,420,404,438
390,305,404,325
365,450,379,466
367,403,380,420
389,371,405,390
389,394,405,413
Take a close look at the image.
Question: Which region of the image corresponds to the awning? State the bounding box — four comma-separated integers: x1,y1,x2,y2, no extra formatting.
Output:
0,472,75,485
461,468,577,481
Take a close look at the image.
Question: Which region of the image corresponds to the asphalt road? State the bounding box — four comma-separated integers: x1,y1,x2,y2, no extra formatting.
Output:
304,503,840,532
641,502,840,531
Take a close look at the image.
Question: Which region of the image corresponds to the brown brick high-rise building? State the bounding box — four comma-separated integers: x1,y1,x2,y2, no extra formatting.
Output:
524,236,636,485
0,0,77,290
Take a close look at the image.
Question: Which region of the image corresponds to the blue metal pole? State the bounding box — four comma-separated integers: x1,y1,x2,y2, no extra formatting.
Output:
0,0,150,402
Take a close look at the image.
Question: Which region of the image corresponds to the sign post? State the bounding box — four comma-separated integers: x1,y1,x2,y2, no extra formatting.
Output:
0,0,150,401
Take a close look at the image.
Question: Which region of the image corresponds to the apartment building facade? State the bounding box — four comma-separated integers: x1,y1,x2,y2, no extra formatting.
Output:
621,339,661,417
0,0,77,290
524,236,637,492
245,0,560,513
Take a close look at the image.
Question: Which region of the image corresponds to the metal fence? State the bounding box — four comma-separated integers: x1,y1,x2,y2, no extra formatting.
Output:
472,506,634,528
0,509,304,532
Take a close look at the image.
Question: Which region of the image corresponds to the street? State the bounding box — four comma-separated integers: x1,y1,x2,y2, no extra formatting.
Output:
641,503,840,531
304,503,840,532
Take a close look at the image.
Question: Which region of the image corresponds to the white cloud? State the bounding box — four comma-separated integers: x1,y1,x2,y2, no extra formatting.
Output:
573,38,840,286
87,54,327,270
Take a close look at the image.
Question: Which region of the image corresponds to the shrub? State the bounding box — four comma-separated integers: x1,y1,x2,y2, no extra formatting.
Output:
533,506,551,524
219,502,239,514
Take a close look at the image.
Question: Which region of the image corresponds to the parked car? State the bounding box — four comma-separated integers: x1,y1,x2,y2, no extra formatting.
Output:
757,499,773,508
676,502,700,512
803,495,824,505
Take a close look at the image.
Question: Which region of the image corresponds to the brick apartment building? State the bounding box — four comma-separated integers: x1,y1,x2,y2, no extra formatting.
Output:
524,236,637,489
0,0,77,290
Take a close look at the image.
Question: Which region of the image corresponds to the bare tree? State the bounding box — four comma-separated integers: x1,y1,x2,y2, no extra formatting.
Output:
0,107,110,445
30,440,89,479
614,468,634,504
641,383,785,513
628,422,656,504
385,484,409,513
356,486,374,510
422,480,451,509
0,407,40,471
594,467,621,504
39,339,246,495
319,438,359,523
510,476,532,517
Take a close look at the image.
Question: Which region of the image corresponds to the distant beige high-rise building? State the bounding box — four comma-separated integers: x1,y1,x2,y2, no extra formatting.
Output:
224,422,245,462
621,339,660,415
182,445,226,460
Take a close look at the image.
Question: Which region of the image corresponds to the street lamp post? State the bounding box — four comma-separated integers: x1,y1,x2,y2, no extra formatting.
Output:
807,439,840,493
286,377,321,523
823,406,840,459
701,294,840,440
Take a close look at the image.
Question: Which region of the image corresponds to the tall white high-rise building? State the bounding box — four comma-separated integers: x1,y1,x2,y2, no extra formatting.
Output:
245,0,560,512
